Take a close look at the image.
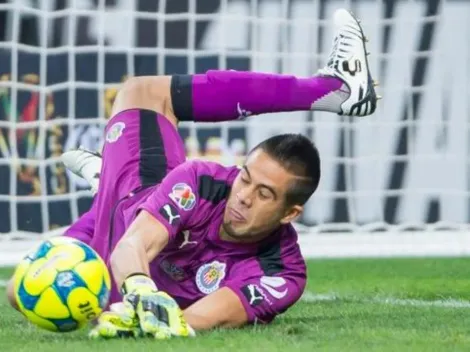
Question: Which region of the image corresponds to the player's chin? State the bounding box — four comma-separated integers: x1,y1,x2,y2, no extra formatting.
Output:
223,221,249,238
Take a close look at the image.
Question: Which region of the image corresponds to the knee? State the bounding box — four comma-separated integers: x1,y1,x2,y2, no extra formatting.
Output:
6,278,19,311
111,76,173,119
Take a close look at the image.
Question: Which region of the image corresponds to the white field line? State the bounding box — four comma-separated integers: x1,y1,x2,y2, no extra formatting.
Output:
302,292,470,308
2,279,468,310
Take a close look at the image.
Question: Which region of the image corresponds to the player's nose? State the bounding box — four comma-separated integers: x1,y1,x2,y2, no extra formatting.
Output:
236,187,252,207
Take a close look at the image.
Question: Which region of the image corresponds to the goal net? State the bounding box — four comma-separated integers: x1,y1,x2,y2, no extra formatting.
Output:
0,0,469,264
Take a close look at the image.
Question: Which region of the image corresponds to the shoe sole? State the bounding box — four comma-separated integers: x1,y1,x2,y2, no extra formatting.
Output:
339,11,378,116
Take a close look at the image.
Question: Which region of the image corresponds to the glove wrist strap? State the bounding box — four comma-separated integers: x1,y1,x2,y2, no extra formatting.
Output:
121,273,158,295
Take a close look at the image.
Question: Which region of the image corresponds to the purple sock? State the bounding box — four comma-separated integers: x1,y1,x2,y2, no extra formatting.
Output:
181,70,347,122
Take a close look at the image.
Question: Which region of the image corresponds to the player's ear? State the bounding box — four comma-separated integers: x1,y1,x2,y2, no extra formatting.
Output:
280,204,303,225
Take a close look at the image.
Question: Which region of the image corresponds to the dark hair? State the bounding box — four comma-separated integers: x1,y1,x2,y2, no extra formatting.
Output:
252,133,321,206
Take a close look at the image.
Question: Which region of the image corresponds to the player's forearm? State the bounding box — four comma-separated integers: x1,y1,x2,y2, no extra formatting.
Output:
110,235,151,289
182,287,249,331
110,210,169,290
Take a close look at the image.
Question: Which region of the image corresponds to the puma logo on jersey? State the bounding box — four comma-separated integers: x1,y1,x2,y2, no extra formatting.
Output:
178,230,198,249
159,204,180,225
236,102,251,120
248,284,264,306
241,284,264,307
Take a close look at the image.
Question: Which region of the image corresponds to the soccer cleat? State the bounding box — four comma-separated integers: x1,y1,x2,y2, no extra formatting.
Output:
318,9,378,116
61,146,102,195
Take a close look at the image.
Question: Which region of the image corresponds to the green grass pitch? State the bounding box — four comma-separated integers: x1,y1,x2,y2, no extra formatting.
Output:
1,257,470,352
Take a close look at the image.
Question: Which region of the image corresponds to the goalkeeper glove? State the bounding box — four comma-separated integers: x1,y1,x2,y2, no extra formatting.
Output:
89,302,142,339
121,274,195,339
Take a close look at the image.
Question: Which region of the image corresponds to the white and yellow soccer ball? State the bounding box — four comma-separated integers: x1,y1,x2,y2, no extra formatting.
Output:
11,236,111,332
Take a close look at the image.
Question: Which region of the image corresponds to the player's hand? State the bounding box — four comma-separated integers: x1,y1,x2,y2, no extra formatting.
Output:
88,302,142,339
122,274,195,339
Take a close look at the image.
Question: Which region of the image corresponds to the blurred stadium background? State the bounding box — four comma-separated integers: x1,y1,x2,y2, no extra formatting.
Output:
0,0,468,263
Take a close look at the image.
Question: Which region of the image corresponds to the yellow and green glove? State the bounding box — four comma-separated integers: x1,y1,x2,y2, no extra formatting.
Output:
90,274,195,339
89,301,142,339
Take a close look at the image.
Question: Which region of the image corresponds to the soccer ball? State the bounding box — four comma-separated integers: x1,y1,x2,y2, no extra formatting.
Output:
12,236,111,332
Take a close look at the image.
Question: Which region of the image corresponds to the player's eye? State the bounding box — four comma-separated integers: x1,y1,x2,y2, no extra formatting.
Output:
241,177,250,184
259,189,271,200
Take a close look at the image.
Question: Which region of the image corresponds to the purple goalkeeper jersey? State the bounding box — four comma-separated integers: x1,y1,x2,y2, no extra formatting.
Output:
94,159,307,324
129,160,307,323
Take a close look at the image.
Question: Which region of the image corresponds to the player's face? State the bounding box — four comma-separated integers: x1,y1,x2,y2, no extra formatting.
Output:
222,149,302,241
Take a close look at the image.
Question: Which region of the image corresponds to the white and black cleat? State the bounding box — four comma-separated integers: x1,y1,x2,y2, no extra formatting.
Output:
61,146,102,195
319,9,378,116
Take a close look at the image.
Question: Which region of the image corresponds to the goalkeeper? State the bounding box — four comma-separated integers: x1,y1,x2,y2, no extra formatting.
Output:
7,9,378,338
